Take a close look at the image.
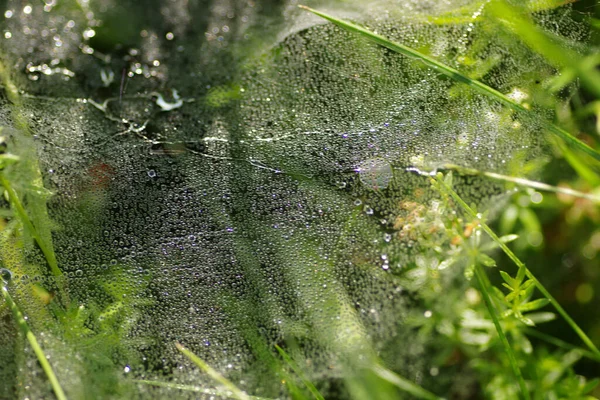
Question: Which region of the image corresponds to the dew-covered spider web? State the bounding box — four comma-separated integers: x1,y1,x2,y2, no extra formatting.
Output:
0,0,592,398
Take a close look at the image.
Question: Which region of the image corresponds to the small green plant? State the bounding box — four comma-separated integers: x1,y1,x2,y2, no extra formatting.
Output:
1,1,600,399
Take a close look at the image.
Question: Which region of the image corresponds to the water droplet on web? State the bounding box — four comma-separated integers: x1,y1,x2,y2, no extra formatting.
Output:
357,159,394,191
1,268,12,284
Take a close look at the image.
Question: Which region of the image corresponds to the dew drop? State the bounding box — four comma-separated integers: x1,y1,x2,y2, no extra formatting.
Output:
1,268,13,284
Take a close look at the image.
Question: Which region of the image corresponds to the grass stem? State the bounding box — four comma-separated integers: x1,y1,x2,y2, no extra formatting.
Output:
176,342,250,400
433,173,600,359
134,379,271,399
1,286,67,400
298,6,600,164
370,364,445,400
437,163,600,203
474,264,529,400
523,328,600,363
275,344,324,400
0,174,61,277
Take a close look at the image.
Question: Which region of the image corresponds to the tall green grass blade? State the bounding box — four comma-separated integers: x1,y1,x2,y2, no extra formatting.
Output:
298,6,600,164
434,163,600,203
1,286,67,400
433,173,600,359
556,141,600,187
370,364,444,400
473,264,530,400
175,342,250,400
488,0,600,99
134,379,271,399
0,59,62,279
275,345,324,400
0,175,61,277
425,0,576,26
523,328,600,363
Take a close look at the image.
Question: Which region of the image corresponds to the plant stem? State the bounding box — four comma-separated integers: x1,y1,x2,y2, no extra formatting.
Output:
371,364,445,400
176,342,250,400
433,174,600,359
418,163,600,203
275,345,324,400
523,328,600,363
1,286,67,400
474,264,530,400
133,379,271,399
0,174,61,277
298,6,600,163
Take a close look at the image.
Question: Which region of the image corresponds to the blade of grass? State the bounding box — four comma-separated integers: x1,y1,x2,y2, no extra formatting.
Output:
473,264,530,400
297,6,600,164
523,328,600,363
488,0,600,99
432,173,600,359
431,163,600,203
133,379,271,400
0,175,61,277
370,364,445,400
275,344,324,400
0,59,63,280
175,342,250,400
1,285,67,400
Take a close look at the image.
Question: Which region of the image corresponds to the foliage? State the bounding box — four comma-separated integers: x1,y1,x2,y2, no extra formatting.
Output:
1,0,600,399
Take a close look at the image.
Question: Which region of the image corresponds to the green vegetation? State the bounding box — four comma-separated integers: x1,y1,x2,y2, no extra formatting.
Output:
1,0,599,399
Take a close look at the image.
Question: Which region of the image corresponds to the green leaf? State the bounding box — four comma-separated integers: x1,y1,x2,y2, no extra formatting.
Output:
477,253,497,267
500,271,516,288
581,378,600,394
519,298,550,312
515,313,535,327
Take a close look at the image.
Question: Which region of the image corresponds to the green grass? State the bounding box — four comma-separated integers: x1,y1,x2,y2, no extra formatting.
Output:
298,5,600,164
1,1,600,399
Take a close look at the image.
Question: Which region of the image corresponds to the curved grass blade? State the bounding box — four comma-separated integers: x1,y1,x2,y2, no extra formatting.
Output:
432,173,600,359
474,264,530,400
370,364,445,400
298,6,600,164
1,286,67,400
274,344,324,400
134,379,272,400
176,342,250,400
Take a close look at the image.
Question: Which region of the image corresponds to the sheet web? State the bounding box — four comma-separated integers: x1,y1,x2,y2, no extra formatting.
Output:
0,0,588,398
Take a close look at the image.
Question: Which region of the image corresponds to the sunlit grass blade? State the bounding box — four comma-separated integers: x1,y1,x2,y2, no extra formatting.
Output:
0,59,63,279
370,364,444,400
176,342,250,400
298,6,600,164
0,175,61,277
488,0,600,99
134,379,272,399
473,264,530,400
275,344,324,400
433,163,600,203
2,286,67,400
432,173,600,359
523,328,600,363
